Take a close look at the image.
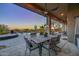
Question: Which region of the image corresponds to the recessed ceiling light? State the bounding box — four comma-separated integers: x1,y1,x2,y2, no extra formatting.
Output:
60,13,64,16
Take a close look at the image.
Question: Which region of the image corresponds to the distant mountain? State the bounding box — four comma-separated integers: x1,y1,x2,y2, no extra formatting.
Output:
7,24,43,30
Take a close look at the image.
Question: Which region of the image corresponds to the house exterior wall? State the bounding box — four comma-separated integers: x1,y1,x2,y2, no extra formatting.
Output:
67,4,79,44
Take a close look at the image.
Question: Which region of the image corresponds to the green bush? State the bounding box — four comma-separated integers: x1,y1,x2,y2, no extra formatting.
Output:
0,28,8,35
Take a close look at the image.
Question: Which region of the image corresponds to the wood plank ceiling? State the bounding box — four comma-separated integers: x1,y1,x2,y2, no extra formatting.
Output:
15,3,67,24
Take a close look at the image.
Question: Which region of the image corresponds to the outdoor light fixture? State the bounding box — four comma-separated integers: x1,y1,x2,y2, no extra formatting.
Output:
51,26,54,29
60,13,64,16
44,11,48,15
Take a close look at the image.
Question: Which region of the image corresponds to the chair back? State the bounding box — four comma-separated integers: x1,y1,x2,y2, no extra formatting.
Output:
24,37,32,47
30,32,37,37
75,34,79,46
63,31,67,36
51,32,55,35
56,35,61,43
49,36,58,48
49,35,61,48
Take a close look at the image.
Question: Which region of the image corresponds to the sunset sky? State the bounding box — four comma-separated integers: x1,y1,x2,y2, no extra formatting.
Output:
0,3,46,29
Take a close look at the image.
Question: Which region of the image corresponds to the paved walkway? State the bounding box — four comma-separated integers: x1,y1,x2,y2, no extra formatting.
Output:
0,33,79,56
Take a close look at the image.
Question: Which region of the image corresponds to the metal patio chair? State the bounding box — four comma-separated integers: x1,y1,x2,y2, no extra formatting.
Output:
24,36,39,56
42,35,61,55
75,34,79,46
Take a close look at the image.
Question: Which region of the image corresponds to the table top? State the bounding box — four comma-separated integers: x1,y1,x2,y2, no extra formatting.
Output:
27,35,57,44
25,34,68,44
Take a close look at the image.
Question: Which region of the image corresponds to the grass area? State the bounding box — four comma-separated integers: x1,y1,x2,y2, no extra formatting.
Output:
0,31,8,35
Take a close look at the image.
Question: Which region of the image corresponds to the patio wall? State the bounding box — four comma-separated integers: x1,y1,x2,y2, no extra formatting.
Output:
67,4,79,44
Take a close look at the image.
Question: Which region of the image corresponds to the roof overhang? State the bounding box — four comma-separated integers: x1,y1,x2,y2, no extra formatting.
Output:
15,3,67,24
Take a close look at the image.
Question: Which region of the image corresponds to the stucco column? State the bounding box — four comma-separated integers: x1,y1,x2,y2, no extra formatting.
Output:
46,16,51,34
67,12,75,44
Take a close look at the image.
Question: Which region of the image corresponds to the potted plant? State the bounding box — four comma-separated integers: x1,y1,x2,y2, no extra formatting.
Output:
44,32,48,37
40,32,44,35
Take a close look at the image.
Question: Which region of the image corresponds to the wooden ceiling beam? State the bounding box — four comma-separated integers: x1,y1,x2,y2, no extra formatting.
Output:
15,3,66,24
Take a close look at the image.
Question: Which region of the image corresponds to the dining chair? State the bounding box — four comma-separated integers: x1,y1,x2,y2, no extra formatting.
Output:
63,31,67,36
51,32,55,35
42,35,61,55
30,32,37,37
75,34,79,46
24,36,39,56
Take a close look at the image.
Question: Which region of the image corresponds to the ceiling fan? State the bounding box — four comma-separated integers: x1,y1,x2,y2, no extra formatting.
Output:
43,3,59,15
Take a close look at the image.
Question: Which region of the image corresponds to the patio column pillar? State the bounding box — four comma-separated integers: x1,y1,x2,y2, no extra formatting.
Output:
46,16,51,34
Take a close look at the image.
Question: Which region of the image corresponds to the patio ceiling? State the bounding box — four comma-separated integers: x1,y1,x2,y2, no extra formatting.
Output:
15,3,67,24
36,3,67,22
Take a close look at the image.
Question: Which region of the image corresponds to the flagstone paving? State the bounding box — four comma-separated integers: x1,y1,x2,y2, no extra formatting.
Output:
0,33,79,56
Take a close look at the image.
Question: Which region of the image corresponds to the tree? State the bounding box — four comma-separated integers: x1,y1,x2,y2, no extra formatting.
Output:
39,25,45,33
34,25,37,30
0,24,9,34
40,25,44,29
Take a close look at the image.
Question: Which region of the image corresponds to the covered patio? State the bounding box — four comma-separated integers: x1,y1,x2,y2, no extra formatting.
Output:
0,3,79,56
0,33,79,56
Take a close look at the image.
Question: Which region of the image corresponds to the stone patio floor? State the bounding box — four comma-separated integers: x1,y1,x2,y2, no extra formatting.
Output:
0,33,79,56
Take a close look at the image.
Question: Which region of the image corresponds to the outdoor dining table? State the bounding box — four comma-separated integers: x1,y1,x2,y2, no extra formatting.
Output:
25,34,68,56
29,35,57,56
